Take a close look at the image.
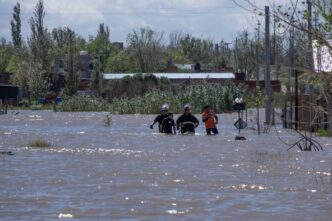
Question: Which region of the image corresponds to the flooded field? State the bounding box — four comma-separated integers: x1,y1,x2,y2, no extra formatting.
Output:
1,110,331,220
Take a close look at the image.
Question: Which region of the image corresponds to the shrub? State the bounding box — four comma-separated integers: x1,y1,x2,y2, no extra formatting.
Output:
29,139,51,148
59,95,110,112
317,129,332,137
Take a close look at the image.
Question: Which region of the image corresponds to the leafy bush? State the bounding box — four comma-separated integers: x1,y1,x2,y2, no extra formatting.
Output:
317,129,332,137
29,139,51,148
59,95,110,112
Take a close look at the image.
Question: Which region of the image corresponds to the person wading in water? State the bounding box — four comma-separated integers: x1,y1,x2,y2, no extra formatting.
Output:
176,104,199,134
150,104,171,132
201,105,219,135
160,113,176,135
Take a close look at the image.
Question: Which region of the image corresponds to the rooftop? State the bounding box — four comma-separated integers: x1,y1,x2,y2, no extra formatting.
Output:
103,72,235,80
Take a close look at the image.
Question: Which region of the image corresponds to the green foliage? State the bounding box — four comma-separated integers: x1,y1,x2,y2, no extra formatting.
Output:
28,139,51,148
179,34,213,64
168,49,191,64
5,53,20,73
273,92,287,108
244,86,267,108
110,81,247,114
0,38,14,72
28,0,52,71
59,95,109,112
104,73,171,101
87,23,112,72
10,2,21,48
30,104,43,110
12,59,49,100
317,129,332,137
106,50,140,73
27,62,49,100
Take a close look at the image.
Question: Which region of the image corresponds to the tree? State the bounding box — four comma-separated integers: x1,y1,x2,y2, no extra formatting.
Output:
63,34,79,96
97,23,110,41
10,2,21,48
87,23,112,72
28,0,52,71
0,38,14,72
179,34,213,65
233,31,256,79
90,58,101,92
52,27,77,52
13,59,49,101
127,27,165,73
106,50,140,73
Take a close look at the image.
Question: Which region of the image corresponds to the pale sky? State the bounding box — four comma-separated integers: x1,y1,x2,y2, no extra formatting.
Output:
0,0,290,44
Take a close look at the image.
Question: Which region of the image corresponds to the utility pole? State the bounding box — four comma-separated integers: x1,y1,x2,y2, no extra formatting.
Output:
307,0,313,132
256,21,261,135
265,6,272,125
295,69,299,130
235,38,239,72
286,25,295,129
245,31,249,79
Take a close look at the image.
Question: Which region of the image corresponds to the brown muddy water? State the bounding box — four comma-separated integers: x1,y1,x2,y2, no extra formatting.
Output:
0,110,331,220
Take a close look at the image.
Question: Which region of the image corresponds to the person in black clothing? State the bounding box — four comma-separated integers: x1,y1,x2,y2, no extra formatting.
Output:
150,104,170,132
176,104,199,134
160,113,176,134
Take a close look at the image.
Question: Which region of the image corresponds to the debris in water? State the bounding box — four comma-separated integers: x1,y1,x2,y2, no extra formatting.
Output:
235,135,246,140
1,151,14,155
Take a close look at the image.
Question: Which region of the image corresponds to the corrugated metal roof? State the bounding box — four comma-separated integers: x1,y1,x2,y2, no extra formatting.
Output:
103,73,235,80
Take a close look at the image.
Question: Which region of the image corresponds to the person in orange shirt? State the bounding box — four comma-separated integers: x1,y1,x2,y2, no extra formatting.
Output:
201,105,219,135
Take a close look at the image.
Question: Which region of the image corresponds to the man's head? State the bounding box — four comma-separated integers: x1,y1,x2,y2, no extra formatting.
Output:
183,104,191,114
203,105,211,112
161,103,169,115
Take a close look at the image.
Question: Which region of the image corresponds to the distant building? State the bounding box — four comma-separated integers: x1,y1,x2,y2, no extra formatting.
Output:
77,51,93,79
112,42,124,50
51,51,93,92
0,72,18,107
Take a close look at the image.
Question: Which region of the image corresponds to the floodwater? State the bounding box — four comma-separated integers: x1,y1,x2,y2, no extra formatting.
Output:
0,110,331,221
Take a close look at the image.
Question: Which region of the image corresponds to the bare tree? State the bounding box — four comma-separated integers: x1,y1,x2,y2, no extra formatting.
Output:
127,27,165,73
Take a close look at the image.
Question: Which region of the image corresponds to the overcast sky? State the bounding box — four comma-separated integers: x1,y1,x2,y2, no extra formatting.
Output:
0,0,290,44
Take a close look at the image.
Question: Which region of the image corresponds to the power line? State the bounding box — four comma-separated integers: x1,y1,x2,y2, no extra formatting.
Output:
0,6,241,16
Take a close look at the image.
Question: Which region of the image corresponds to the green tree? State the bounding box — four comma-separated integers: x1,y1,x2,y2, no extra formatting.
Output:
63,35,79,96
28,0,52,71
13,59,48,101
90,58,101,92
10,2,22,48
87,23,112,72
0,38,14,72
179,34,213,64
106,50,140,73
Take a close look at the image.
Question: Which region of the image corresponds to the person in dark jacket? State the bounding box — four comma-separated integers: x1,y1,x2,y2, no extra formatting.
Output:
176,104,199,134
150,104,170,132
160,113,176,134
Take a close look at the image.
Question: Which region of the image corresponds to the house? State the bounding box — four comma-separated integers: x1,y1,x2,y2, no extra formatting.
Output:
0,72,18,111
51,51,93,92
